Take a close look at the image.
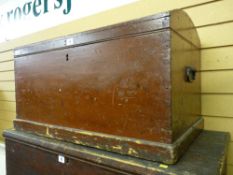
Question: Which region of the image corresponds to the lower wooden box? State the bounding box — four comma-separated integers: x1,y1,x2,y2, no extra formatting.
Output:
3,130,229,175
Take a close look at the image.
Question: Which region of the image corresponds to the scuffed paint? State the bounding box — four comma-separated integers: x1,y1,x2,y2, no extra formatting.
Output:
128,148,138,156
45,127,53,138
112,145,123,150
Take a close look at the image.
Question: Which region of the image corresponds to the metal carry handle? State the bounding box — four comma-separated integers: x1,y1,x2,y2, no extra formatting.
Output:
185,66,196,82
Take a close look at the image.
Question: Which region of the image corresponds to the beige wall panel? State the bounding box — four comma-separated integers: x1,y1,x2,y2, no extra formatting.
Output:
201,46,233,70
0,51,13,62
0,120,13,130
0,91,15,101
0,71,15,81
0,120,13,141
202,95,233,117
0,111,16,121
0,101,16,112
0,129,4,142
204,117,233,141
228,142,233,165
185,0,233,26
202,71,233,93
227,165,233,175
0,0,217,52
198,22,233,48
0,82,15,91
0,61,14,72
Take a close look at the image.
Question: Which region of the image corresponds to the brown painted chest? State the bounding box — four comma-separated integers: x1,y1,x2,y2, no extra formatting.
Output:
13,10,202,164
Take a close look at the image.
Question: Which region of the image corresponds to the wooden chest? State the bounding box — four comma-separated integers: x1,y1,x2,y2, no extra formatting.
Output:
13,10,203,164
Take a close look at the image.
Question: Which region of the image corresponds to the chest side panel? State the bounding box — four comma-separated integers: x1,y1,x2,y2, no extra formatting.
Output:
170,10,202,141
